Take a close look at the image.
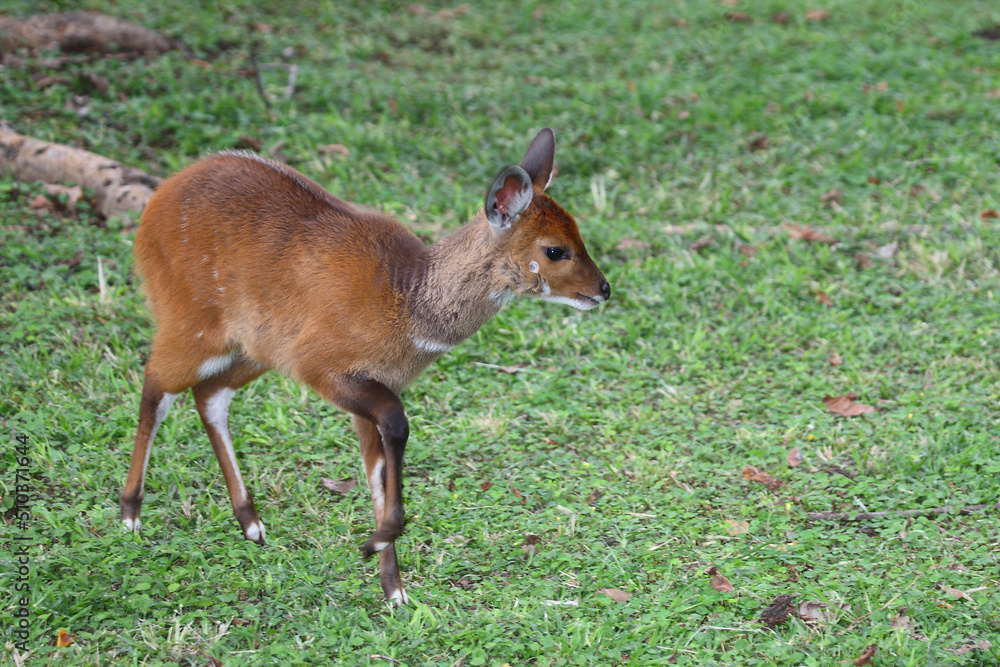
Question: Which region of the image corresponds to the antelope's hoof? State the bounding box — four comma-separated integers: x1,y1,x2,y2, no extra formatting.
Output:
243,520,266,545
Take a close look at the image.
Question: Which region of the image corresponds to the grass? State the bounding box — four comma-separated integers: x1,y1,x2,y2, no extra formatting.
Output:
2,0,999,664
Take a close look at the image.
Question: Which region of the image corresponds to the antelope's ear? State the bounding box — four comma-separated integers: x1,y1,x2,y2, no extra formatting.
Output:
485,164,533,230
520,128,556,191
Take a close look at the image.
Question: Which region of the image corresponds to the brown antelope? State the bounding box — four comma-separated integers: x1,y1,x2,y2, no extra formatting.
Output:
121,128,610,604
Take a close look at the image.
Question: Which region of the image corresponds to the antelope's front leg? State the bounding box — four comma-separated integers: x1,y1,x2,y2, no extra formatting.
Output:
306,372,408,600
355,416,408,605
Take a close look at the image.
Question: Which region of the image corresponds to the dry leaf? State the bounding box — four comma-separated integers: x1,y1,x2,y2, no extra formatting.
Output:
318,143,350,157
724,519,750,535
952,639,993,655
521,533,540,556
596,587,632,602
57,628,74,647
232,618,251,626
938,584,972,601
320,477,356,494
743,465,784,490
980,209,999,220
806,9,831,21
823,394,876,417
773,12,791,24
509,485,527,505
829,353,842,366
479,479,492,492
890,614,911,630
786,447,803,468
707,566,735,593
820,188,842,204
852,644,878,666
816,292,833,306
55,249,84,270
725,12,753,23
690,236,714,251
759,594,795,628
585,488,603,504
747,132,770,151
783,223,836,244
797,600,848,625
739,244,758,257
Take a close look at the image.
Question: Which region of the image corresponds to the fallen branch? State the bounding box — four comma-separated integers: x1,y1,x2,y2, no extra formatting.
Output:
807,502,1000,522
0,125,160,220
0,11,172,56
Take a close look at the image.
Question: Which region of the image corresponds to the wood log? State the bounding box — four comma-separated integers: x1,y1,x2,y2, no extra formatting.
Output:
0,125,160,220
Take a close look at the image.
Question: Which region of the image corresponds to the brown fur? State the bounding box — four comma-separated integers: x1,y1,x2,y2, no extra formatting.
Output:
122,131,609,603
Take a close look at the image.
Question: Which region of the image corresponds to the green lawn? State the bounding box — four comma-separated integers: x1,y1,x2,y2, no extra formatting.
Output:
2,0,999,664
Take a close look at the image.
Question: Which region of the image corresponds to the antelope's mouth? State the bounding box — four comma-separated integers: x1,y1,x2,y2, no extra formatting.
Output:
577,293,601,306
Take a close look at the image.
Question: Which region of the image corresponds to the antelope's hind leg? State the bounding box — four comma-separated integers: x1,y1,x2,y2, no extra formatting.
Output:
192,357,268,544
121,369,179,532
356,417,408,605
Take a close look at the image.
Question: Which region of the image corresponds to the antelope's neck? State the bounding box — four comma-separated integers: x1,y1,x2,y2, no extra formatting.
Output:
405,217,510,348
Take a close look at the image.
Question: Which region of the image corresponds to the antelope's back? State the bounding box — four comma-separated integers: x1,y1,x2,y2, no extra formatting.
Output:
133,152,426,375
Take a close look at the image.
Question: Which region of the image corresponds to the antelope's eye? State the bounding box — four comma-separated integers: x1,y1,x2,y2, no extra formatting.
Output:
545,247,567,261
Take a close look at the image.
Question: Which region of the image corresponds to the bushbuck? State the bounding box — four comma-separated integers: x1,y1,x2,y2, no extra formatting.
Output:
121,129,610,604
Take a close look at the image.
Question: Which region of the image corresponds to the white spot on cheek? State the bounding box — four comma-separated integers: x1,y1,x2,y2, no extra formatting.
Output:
540,277,551,296
198,352,235,379
529,260,539,273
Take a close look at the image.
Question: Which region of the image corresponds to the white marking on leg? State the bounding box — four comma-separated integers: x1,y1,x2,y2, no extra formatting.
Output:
136,392,179,498
410,336,454,354
245,520,265,543
368,458,386,517
388,588,408,605
122,517,140,532
374,541,391,552
197,352,235,379
204,387,248,504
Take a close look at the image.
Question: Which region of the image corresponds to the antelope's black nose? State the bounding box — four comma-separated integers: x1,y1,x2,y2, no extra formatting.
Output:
600,280,611,301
